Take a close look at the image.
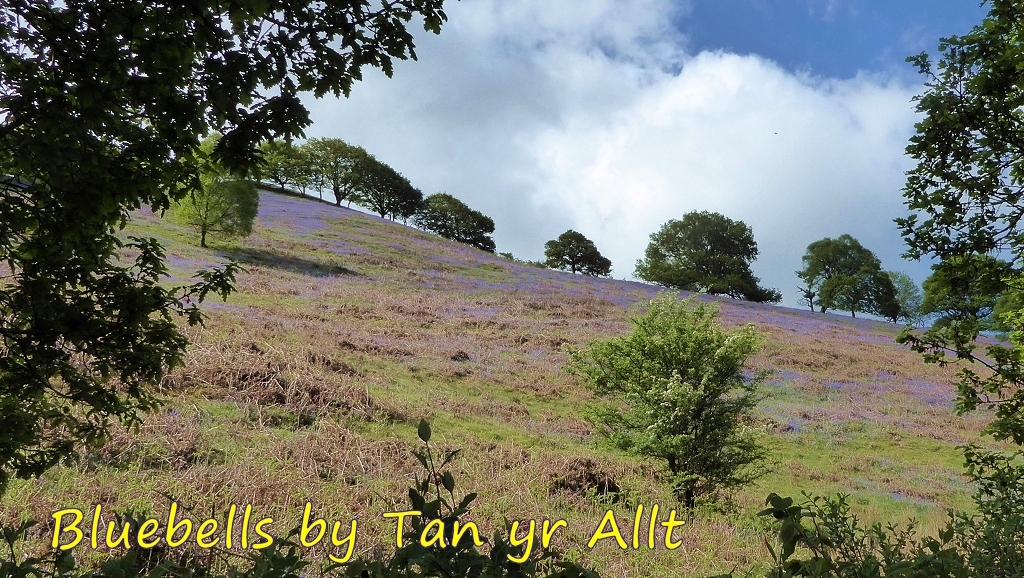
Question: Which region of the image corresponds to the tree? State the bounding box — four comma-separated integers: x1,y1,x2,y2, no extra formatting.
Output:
635,211,781,303
886,271,924,325
893,0,1024,445
171,138,260,248
797,285,817,312
259,141,308,194
894,5,1024,569
871,273,903,323
305,138,371,207
920,254,1009,330
568,295,767,509
414,193,496,252
797,234,884,315
740,6,1024,574
357,156,423,221
543,230,612,276
0,0,448,493
818,269,898,319
295,143,325,200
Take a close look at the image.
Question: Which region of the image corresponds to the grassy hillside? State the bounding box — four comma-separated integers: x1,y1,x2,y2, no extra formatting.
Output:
2,191,1004,576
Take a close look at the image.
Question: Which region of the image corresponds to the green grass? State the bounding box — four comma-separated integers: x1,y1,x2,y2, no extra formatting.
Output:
1,191,997,577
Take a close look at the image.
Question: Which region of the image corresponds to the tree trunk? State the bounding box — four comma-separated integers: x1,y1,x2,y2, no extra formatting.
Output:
200,229,208,248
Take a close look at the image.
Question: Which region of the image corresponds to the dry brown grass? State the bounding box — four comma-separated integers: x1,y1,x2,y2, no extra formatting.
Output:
0,192,998,577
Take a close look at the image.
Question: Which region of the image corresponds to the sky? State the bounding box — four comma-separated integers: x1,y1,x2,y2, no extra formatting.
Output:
303,0,990,308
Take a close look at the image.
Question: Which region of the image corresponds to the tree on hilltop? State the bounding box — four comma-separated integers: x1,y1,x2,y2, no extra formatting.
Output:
260,141,307,194
635,211,781,303
415,193,496,252
359,157,423,221
306,137,372,207
544,230,612,276
818,268,898,319
885,270,923,324
797,234,889,316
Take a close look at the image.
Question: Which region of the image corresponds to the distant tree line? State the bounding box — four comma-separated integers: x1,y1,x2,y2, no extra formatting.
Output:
263,139,972,323
260,138,424,221
259,139,496,253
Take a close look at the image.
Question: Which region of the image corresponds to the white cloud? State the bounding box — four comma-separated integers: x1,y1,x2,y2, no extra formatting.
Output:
305,0,932,307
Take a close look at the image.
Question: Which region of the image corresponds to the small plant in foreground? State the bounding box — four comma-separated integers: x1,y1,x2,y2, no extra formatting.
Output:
338,420,600,578
568,294,768,509
737,444,1024,577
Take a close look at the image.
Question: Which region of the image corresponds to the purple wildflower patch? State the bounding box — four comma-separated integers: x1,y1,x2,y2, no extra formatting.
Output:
904,379,955,407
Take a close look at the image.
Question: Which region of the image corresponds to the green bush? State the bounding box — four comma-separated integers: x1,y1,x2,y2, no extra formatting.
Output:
568,294,767,509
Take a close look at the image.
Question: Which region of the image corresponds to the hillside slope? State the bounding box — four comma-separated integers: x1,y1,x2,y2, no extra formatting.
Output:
3,191,999,577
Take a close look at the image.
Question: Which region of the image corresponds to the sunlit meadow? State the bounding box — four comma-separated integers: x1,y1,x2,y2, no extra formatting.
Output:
1,191,1003,577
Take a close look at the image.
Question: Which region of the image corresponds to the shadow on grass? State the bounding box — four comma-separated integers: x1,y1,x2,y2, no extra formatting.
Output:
220,247,358,278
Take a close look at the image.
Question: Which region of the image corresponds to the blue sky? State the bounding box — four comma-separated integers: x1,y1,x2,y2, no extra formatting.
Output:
306,0,994,309
679,1,987,80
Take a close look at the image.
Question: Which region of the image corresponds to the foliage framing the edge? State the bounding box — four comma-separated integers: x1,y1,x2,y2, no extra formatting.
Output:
739,1,1024,575
0,0,448,492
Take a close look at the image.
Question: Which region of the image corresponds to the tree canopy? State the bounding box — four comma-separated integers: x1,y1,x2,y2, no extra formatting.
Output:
920,254,1009,330
171,138,260,248
305,138,372,207
897,2,1024,265
360,157,423,221
796,234,894,317
415,193,496,252
544,230,612,276
0,0,448,492
635,211,781,303
886,271,924,325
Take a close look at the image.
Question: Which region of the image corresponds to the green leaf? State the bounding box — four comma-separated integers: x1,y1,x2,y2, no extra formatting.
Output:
458,492,477,510
418,419,431,443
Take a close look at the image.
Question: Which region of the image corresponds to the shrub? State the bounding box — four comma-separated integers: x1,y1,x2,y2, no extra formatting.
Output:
568,294,767,508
